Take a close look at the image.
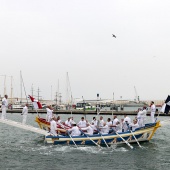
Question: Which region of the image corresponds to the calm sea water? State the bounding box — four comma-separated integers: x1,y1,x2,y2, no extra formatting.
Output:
0,113,170,170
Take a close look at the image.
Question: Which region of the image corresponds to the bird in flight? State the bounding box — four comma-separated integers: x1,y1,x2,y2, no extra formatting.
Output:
112,34,116,38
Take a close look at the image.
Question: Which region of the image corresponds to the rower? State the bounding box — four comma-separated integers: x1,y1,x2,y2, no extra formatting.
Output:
112,115,119,125
123,114,131,124
81,123,93,135
106,118,113,133
99,122,109,135
115,121,122,132
56,116,62,123
50,116,57,136
67,123,81,136
90,122,98,134
77,117,87,128
91,117,98,126
65,117,72,127
129,119,139,131
98,116,105,127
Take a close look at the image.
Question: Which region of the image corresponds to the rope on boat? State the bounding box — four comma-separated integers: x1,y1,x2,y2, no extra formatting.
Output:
0,118,47,135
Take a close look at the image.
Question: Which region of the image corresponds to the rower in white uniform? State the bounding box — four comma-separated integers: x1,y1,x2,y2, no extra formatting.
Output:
77,117,87,128
91,117,98,126
99,122,109,135
67,123,81,136
81,123,93,135
129,119,139,131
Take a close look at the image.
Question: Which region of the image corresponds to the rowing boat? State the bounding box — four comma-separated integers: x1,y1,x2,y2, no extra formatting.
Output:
35,117,161,146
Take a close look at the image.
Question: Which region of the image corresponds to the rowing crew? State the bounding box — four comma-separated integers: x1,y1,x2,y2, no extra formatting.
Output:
49,115,141,137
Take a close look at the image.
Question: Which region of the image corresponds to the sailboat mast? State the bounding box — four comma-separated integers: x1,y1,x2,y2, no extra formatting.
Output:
10,76,13,103
20,71,22,104
4,75,6,96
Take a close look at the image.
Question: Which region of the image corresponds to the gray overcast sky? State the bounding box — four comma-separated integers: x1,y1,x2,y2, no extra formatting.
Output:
0,0,170,101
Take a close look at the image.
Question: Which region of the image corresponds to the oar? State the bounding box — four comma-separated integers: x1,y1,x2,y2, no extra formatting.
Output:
114,131,133,149
130,130,142,148
79,129,101,148
58,122,78,148
97,127,109,148
126,122,141,148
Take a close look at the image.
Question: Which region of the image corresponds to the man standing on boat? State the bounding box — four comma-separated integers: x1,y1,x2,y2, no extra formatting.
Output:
50,116,57,136
150,101,156,123
46,105,53,122
1,95,8,119
21,103,28,124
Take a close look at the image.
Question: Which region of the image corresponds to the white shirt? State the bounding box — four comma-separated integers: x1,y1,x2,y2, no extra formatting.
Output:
50,120,57,135
99,119,105,127
115,124,122,132
81,126,93,135
65,120,72,127
124,116,131,124
46,108,53,122
137,111,143,119
106,121,112,129
100,125,109,134
22,106,28,115
129,122,139,131
91,120,98,126
77,120,87,128
90,124,97,131
2,97,8,107
68,126,81,136
112,118,119,125
142,109,147,118
151,104,156,113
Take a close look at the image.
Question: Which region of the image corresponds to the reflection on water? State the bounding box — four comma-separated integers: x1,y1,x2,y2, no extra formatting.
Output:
0,113,170,170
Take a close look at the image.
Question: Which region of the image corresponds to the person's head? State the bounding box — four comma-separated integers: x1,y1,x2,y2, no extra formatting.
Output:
93,117,96,120
116,121,120,125
151,101,154,105
124,114,127,118
4,95,8,99
81,117,84,120
107,118,111,122
133,119,137,124
143,106,146,110
100,116,103,120
72,123,76,126
68,117,71,121
25,103,28,107
113,115,117,119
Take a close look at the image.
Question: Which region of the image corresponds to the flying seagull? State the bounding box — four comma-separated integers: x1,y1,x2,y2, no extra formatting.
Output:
112,34,116,38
